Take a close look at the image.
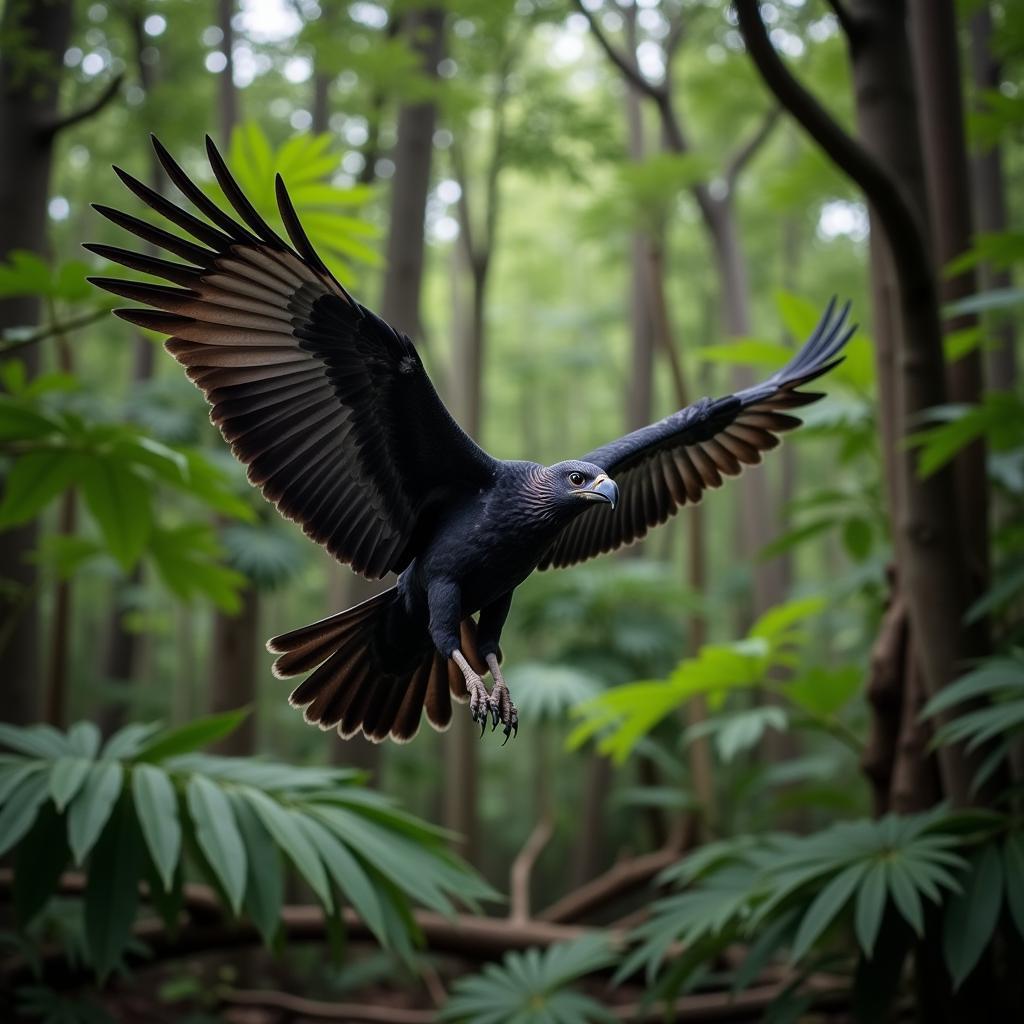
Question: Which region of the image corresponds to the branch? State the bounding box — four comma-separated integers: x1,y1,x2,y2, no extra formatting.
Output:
39,74,124,140
725,106,781,189
509,815,554,923
0,309,109,356
0,871,599,989
732,0,931,288
572,0,665,103
824,0,862,44
538,845,681,924
219,975,850,1023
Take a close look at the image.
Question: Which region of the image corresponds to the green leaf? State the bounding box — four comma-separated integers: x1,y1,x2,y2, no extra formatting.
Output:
102,722,162,760
231,794,284,947
0,723,69,758
295,813,387,944
186,775,247,914
135,708,249,762
67,761,124,865
841,516,873,562
791,861,866,961
49,756,92,812
1003,833,1024,941
0,761,46,805
80,457,153,569
886,858,924,936
943,844,1003,990
131,764,180,891
14,802,69,925
854,862,887,958
776,290,824,341
0,770,50,856
84,796,143,981
0,451,83,527
67,721,101,757
0,401,62,442
242,788,332,910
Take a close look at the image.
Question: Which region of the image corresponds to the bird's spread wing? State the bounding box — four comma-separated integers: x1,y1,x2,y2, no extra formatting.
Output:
538,300,855,571
88,136,496,579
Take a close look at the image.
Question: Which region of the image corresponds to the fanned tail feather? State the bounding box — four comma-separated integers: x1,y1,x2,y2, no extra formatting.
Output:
268,587,485,744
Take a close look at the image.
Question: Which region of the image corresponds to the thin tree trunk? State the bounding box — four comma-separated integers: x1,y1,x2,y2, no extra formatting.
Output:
312,73,331,135
0,0,74,725
98,7,165,735
206,0,261,754
210,586,260,755
969,7,1017,390
217,0,236,146
379,7,444,341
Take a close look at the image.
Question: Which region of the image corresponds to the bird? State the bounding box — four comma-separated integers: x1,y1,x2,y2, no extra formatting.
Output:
87,136,855,746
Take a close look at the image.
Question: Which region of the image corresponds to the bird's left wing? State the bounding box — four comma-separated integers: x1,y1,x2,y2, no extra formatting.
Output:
87,137,497,580
538,300,854,571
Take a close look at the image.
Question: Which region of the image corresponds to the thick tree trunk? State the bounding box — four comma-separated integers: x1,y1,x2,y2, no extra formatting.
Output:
969,7,1017,390
379,7,444,340
0,0,74,725
735,0,994,809
909,0,989,594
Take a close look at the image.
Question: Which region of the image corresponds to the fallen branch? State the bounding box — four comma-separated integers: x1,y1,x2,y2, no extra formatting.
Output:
538,845,680,924
219,974,850,1023
509,815,554,924
0,871,600,989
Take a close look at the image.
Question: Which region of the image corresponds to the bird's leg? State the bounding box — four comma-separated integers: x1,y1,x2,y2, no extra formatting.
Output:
451,650,491,732
485,653,518,744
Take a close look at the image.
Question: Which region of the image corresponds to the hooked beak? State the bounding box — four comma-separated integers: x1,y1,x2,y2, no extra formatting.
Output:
577,474,618,510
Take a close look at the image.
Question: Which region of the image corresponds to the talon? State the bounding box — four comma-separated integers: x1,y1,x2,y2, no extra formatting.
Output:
490,703,500,728
502,724,512,746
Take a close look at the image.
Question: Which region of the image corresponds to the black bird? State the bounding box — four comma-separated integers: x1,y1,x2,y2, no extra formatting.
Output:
88,137,854,745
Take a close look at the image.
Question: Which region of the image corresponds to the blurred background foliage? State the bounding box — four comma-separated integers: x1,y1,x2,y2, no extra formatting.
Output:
0,0,1022,1021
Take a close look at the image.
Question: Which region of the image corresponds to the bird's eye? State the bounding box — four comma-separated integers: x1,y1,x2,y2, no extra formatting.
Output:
569,472,585,487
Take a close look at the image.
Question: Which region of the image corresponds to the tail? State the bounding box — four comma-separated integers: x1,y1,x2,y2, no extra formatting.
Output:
267,587,485,744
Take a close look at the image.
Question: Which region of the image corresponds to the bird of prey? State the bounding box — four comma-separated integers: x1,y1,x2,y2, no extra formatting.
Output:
88,136,854,745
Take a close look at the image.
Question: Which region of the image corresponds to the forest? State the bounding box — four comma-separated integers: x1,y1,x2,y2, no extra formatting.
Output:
1,0,1022,1021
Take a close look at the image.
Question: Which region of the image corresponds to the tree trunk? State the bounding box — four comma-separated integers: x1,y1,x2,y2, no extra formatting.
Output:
734,0,994,810
312,73,331,135
98,7,165,736
909,0,989,595
206,0,260,754
969,6,1017,390
379,7,444,341
217,0,236,146
0,0,74,725
209,586,260,755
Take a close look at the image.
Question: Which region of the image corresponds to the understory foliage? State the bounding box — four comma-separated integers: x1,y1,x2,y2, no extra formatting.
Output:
0,713,493,980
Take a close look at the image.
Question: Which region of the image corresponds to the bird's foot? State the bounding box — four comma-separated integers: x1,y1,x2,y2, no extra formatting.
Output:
486,653,518,745
487,683,518,744
466,674,492,735
453,650,493,736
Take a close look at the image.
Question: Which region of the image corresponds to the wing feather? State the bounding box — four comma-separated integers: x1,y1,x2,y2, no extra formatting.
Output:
89,136,497,578
539,301,855,570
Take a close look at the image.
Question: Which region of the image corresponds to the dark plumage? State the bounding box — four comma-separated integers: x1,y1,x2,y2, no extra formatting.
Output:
88,136,856,744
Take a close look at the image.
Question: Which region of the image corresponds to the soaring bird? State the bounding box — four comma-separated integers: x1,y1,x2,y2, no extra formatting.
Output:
88,137,854,745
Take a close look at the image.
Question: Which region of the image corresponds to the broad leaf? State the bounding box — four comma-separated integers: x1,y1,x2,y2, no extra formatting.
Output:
67,761,123,865
131,764,181,891
186,775,247,914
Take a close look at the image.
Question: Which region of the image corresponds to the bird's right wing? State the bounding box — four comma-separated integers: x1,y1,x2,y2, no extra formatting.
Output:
539,300,854,570
88,137,497,580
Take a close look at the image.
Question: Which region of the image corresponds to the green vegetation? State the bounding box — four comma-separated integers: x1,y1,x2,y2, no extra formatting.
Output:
1,0,1022,1021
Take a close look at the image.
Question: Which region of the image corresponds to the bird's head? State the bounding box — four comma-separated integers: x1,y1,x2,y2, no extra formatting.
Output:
541,460,619,514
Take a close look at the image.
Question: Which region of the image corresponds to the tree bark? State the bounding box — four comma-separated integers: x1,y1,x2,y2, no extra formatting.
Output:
734,0,991,807
969,6,1017,390
909,0,989,596
98,6,166,736
209,586,260,755
0,0,75,725
217,0,237,146
379,7,445,341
